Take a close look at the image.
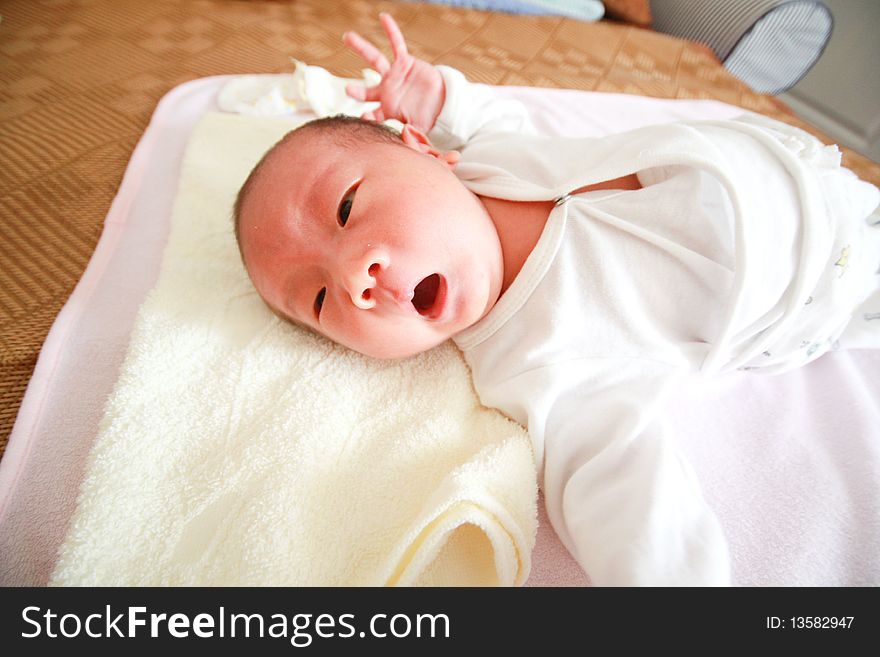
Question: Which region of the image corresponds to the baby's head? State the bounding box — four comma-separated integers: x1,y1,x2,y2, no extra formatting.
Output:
234,116,503,359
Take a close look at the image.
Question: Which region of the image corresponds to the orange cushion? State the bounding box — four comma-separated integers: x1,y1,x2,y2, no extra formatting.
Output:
603,0,653,26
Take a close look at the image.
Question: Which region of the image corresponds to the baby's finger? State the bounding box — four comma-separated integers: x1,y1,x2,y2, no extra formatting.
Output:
363,107,386,123
343,30,390,75
345,83,381,102
346,83,367,101
379,12,408,61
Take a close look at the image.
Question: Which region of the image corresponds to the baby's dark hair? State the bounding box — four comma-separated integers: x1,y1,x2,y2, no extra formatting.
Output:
233,115,402,257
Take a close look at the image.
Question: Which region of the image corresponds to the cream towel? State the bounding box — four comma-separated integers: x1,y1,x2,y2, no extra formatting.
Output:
49,112,537,586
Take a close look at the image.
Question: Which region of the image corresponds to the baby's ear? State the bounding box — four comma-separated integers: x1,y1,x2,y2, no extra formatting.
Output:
400,124,459,170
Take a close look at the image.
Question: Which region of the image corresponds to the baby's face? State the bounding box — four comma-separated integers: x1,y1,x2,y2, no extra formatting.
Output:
239,130,504,359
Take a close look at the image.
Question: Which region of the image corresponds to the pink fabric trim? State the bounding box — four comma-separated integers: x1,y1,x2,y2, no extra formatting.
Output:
0,76,236,584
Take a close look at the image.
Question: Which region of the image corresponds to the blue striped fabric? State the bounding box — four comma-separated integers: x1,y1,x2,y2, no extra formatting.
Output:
724,2,832,93
650,0,833,94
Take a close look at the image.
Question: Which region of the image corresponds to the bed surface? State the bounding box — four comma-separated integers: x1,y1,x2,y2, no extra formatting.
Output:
2,0,879,459
1,0,878,587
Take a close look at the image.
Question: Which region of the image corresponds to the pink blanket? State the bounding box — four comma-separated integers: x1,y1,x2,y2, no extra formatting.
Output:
1,76,877,586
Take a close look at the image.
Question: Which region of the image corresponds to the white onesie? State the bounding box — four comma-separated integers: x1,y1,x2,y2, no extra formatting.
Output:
428,66,880,585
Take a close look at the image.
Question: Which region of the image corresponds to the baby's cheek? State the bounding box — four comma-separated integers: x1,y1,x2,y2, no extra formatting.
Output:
325,311,381,353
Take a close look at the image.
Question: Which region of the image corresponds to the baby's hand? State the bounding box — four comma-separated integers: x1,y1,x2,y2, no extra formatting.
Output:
343,13,445,134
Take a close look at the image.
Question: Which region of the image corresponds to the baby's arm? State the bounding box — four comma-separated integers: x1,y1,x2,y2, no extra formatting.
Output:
428,66,535,152
495,358,731,585
344,13,533,150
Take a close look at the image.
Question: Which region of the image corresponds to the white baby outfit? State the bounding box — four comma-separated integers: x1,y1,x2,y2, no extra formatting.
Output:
428,66,880,585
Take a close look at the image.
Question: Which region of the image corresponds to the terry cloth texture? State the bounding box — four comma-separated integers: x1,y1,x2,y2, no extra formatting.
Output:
49,113,537,586
2,0,879,460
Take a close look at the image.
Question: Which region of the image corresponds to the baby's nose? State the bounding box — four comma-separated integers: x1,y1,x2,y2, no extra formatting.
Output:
344,249,390,310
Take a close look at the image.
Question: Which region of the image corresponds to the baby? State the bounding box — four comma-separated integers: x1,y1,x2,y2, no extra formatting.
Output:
235,14,880,585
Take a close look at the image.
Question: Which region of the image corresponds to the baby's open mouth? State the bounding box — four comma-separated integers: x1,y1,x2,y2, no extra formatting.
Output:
412,273,444,318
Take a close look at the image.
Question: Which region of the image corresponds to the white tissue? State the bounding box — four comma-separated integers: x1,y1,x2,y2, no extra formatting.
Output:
217,60,382,119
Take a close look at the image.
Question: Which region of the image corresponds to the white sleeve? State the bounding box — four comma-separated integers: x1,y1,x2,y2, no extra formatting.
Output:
504,358,731,586
428,65,536,151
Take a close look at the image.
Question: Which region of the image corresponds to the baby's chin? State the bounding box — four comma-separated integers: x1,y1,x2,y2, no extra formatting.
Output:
352,334,449,361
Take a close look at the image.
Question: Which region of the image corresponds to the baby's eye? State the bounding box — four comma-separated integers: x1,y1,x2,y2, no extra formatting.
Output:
314,287,326,318
338,186,357,227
